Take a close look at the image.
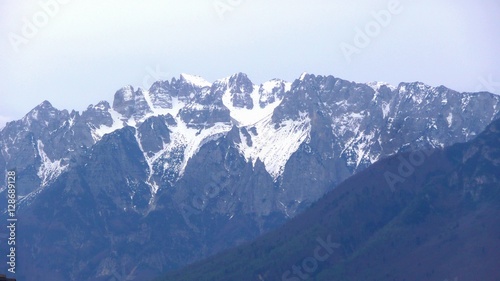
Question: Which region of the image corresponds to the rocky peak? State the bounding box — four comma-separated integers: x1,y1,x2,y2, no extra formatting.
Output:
228,73,253,91
27,100,58,119
296,72,315,84
272,74,324,122
225,73,255,109
133,88,153,120
258,79,289,108
113,85,136,117
179,73,212,88
169,76,202,103
397,81,433,95
112,86,153,121
149,80,174,109
38,100,54,109
19,100,69,131
81,101,114,127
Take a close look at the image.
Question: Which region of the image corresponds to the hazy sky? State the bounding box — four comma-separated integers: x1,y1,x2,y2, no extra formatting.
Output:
1,0,499,127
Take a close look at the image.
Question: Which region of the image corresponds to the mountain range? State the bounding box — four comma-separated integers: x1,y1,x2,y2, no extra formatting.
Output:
1,72,499,280
157,104,500,281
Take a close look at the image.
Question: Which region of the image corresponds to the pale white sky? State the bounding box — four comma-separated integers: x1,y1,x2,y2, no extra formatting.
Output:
1,0,499,127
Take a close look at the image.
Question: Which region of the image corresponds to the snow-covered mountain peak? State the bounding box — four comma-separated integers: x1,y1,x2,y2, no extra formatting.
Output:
222,73,255,110
118,85,135,100
219,76,292,127
299,72,308,81
37,100,54,109
179,73,212,88
258,79,291,108
260,79,290,93
228,72,252,84
6,73,500,209
367,81,396,91
293,72,316,89
21,100,65,128
26,100,57,117
88,101,111,111
398,81,434,93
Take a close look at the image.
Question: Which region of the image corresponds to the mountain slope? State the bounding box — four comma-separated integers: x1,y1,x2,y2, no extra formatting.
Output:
156,117,500,281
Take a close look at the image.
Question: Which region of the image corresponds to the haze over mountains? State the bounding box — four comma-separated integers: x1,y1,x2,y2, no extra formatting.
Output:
1,72,499,280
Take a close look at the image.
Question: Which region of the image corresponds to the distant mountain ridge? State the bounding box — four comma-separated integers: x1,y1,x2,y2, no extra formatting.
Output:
1,72,500,280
